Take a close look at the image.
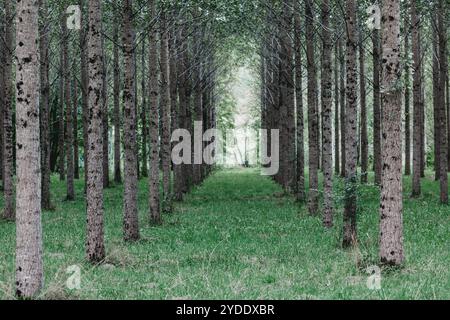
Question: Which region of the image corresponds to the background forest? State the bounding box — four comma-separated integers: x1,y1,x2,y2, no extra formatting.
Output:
0,0,449,300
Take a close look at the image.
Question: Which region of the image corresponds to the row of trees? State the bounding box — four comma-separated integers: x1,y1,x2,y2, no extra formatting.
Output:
0,0,448,299
1,0,233,298
260,0,448,265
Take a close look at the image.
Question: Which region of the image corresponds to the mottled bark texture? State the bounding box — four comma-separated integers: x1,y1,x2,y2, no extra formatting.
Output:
343,0,358,248
86,0,106,263
404,12,411,176
334,39,340,176
359,30,368,184
411,0,422,197
379,0,404,265
373,29,382,185
73,78,80,180
62,18,75,201
113,22,122,184
294,0,305,202
437,0,448,204
306,0,319,215
102,36,110,189
58,18,65,182
321,0,333,227
141,39,148,178
160,11,172,212
122,0,140,241
339,36,346,178
148,0,161,224
279,0,296,192
39,0,52,210
2,0,15,220
15,0,44,298
80,0,89,194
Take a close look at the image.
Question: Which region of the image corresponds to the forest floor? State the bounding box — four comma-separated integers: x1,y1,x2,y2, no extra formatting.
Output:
0,168,449,299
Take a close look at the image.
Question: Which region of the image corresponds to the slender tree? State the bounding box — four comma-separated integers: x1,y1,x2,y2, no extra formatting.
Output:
2,0,15,220
113,22,122,184
437,0,448,204
411,0,422,197
148,0,161,224
373,28,381,185
294,0,305,202
306,0,319,215
404,11,411,176
73,78,80,180
122,0,140,241
343,0,358,248
379,0,404,265
63,17,75,201
15,0,43,298
359,27,368,184
40,0,52,210
141,38,149,178
160,10,172,211
321,0,333,227
86,0,106,263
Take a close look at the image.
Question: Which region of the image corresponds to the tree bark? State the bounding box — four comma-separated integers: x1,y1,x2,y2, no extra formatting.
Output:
2,0,15,220
334,36,340,176
39,0,52,210
63,17,75,201
148,0,161,224
306,0,319,215
373,29,382,185
411,0,422,197
58,19,65,182
102,36,110,189
343,0,358,248
122,0,140,241
86,0,106,263
15,0,43,298
404,12,411,176
73,78,80,180
80,0,89,194
359,29,368,184
141,38,148,178
379,0,404,266
321,0,333,227
339,36,346,178
294,0,305,202
437,0,448,204
113,22,121,184
160,11,172,212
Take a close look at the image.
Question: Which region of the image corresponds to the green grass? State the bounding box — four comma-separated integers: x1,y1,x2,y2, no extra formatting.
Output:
0,168,449,299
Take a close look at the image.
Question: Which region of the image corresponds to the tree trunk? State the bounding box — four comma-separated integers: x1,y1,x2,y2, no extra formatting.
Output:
432,16,440,181
160,11,172,212
86,0,106,263
102,36,110,189
437,0,448,204
80,0,89,194
306,0,319,215
404,12,411,176
321,0,333,227
73,78,80,180
148,0,161,224
343,0,358,248
15,0,43,298
294,0,305,202
122,0,140,241
379,0,404,266
2,0,15,220
334,37,340,176
39,0,52,210
113,22,121,184
141,38,148,178
339,36,346,178
63,17,75,201
373,29,382,185
58,20,65,182
360,29,368,184
411,0,422,197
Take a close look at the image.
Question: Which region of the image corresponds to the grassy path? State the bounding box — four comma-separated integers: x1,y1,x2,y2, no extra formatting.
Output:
0,168,449,299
